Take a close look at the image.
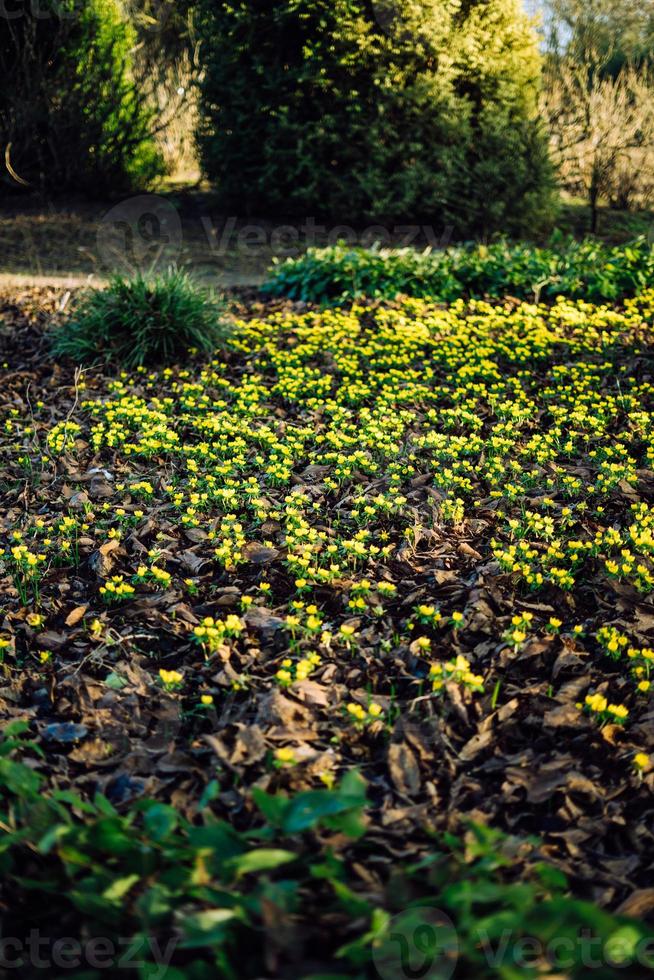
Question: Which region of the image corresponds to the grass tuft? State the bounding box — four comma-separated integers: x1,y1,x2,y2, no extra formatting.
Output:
51,270,230,368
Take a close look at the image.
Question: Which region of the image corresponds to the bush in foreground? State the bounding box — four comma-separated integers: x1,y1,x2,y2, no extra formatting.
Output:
263,236,654,305
52,271,230,368
2,722,652,979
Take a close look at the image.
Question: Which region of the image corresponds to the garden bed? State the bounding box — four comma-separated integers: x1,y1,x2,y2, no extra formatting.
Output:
1,285,654,977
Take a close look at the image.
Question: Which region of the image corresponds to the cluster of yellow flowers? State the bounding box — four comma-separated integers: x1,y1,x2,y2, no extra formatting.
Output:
580,693,629,726
47,419,82,453
8,544,46,570
594,625,654,694
159,668,184,691
276,653,322,687
597,625,630,660
503,611,534,650
99,575,136,603
346,701,384,727
429,655,484,695
134,563,172,590
193,614,245,655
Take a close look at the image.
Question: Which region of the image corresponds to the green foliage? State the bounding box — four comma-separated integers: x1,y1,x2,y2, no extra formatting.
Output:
546,0,654,75
196,0,555,236
252,769,367,837
0,0,162,194
264,236,654,305
1,723,653,978
51,271,231,368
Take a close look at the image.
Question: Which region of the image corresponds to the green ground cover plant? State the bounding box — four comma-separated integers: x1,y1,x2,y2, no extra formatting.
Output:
2,723,651,979
264,237,654,305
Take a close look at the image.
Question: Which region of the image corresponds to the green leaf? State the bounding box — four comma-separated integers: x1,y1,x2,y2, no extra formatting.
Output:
1,720,31,741
103,873,140,903
180,908,239,949
251,786,290,827
227,848,296,878
37,823,71,854
143,804,178,842
0,758,42,796
282,791,352,833
104,671,128,690
93,793,118,817
197,779,220,810
605,925,646,966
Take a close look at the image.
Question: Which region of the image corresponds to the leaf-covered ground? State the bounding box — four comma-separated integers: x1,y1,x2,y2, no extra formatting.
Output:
2,285,654,971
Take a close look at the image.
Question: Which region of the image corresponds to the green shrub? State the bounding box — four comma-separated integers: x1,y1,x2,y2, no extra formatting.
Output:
263,236,654,305
196,0,555,237
2,722,652,979
0,0,163,194
52,271,230,368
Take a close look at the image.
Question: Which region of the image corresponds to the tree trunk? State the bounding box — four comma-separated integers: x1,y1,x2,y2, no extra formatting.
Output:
590,180,600,234
589,162,600,235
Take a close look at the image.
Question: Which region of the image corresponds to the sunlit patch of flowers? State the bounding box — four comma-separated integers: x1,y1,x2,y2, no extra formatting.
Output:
429,655,484,695
193,614,245,656
5,544,47,603
273,747,297,768
129,481,155,498
413,604,443,627
597,625,630,661
503,611,534,652
4,287,654,760
99,575,136,604
627,644,654,690
47,420,82,453
578,693,629,727
133,561,172,591
439,498,466,524
159,668,184,691
275,653,321,687
212,515,247,569
346,700,384,728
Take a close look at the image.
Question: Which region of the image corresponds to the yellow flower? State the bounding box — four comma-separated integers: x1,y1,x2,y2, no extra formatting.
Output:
634,753,650,771
608,703,629,720
585,693,607,714
159,669,183,689
200,694,214,706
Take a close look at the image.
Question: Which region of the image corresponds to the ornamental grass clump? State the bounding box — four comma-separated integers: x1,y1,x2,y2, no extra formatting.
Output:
52,271,230,369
